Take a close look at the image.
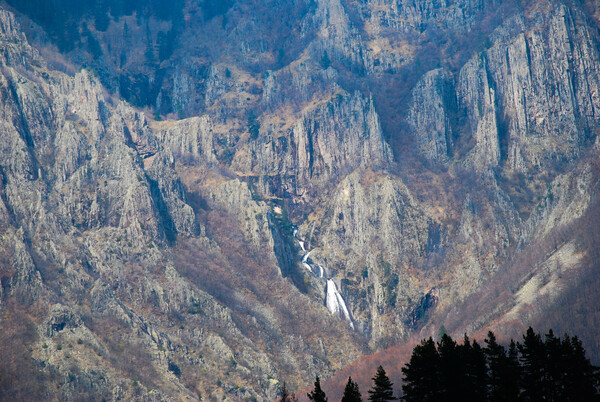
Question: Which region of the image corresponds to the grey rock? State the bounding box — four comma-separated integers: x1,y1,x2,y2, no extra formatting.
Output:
408,68,455,163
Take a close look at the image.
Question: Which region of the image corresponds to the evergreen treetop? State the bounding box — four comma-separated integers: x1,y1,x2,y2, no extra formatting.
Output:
307,376,327,402
401,328,600,402
279,382,289,402
368,365,397,401
341,376,362,402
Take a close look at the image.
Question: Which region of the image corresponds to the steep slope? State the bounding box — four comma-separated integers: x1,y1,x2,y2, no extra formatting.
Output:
0,10,366,400
1,0,600,399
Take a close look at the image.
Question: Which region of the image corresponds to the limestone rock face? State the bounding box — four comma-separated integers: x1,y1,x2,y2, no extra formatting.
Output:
309,170,430,345
311,0,374,71
150,116,217,165
0,9,364,400
455,4,600,172
3,0,600,399
521,162,595,243
357,0,503,33
320,171,428,265
233,91,391,199
204,178,273,247
458,54,503,168
408,69,455,163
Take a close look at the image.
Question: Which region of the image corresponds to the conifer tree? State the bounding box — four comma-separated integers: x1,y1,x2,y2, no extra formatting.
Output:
369,366,397,401
341,376,362,402
518,327,546,402
485,335,521,402
543,329,563,400
438,333,461,400
401,337,441,401
307,376,327,402
279,382,289,402
504,339,521,400
465,339,488,401
485,331,507,401
401,328,598,402
563,335,600,401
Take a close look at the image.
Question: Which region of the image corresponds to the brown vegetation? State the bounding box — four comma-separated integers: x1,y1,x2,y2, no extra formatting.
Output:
0,302,55,400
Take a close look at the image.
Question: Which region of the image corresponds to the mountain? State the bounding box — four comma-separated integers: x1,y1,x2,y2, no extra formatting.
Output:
0,0,599,400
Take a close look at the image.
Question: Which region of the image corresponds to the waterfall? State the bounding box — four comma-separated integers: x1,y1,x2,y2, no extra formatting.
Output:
302,250,313,272
326,279,354,329
302,250,312,263
293,227,354,329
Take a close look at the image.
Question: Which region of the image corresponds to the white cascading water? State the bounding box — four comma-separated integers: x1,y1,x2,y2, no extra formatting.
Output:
302,250,313,273
326,279,354,329
293,228,354,328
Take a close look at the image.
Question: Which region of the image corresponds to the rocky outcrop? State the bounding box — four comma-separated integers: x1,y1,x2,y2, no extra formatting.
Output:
458,53,503,168
150,116,217,164
310,0,373,71
233,91,391,200
204,177,273,247
521,161,595,243
0,9,367,400
297,170,430,345
355,0,503,34
408,69,455,163
319,171,429,264
454,4,600,172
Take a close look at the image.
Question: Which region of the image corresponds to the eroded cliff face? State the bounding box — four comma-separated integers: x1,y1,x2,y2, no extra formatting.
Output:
0,10,365,400
458,5,600,173
408,68,456,163
231,91,391,200
2,0,600,399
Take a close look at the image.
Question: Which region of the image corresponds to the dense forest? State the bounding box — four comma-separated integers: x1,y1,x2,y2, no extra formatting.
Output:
290,328,600,401
402,328,600,402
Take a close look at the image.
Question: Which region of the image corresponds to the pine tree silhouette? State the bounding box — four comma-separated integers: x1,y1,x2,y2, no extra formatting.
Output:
369,366,397,401
401,328,599,402
518,327,546,402
401,337,441,401
279,382,289,402
307,376,327,402
341,376,362,402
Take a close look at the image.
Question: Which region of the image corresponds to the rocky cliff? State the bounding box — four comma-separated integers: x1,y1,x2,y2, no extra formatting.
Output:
1,0,600,399
0,10,364,400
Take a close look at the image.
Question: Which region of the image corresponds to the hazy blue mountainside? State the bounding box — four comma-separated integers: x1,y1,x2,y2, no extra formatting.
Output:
0,0,600,399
